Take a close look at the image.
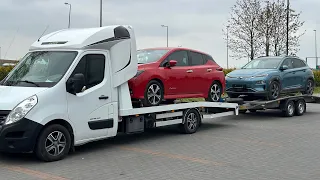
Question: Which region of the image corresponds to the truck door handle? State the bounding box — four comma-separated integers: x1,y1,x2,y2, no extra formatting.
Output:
99,95,109,100
186,70,193,73
207,68,212,72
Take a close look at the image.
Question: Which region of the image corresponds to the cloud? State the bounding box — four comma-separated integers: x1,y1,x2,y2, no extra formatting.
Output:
0,0,319,68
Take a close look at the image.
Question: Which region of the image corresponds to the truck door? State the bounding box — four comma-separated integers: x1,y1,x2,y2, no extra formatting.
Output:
66,51,114,143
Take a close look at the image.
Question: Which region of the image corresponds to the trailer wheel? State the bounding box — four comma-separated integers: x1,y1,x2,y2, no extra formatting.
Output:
35,124,71,162
282,100,295,117
180,108,201,134
295,99,306,116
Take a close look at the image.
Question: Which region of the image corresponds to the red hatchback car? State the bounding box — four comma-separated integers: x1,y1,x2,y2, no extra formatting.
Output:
128,47,225,106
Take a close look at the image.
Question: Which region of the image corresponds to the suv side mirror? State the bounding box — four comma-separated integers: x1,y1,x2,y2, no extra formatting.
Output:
66,73,85,95
280,65,289,71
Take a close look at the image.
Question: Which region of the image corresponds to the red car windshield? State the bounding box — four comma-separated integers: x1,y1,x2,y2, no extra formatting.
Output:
137,49,169,64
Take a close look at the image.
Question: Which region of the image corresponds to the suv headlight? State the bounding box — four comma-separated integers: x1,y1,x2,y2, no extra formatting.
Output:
5,95,38,125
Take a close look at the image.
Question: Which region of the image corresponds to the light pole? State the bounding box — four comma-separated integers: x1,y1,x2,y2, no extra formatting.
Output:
286,0,289,55
315,29,318,68
0,46,1,59
161,25,168,47
226,25,229,69
100,0,102,27
64,2,71,28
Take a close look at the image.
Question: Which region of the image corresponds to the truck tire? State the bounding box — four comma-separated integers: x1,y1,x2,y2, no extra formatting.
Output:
282,100,295,117
142,80,164,107
295,99,306,116
35,124,71,162
180,108,201,134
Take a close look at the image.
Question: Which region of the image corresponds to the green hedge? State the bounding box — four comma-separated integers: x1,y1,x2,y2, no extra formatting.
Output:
223,68,320,86
0,66,14,81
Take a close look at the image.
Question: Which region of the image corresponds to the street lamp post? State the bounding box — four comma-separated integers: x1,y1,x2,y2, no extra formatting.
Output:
0,46,1,59
64,2,71,28
161,25,168,47
286,0,289,55
226,26,229,69
100,0,102,27
315,30,318,68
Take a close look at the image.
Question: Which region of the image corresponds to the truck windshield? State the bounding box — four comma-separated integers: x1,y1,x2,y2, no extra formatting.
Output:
137,49,169,64
1,51,78,87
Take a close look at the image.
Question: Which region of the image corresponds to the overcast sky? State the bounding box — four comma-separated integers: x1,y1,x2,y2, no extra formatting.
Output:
0,0,319,68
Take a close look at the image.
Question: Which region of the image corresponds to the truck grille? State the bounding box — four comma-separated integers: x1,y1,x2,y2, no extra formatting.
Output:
0,110,10,126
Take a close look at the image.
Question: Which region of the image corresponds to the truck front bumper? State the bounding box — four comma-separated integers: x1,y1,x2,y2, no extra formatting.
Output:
0,118,43,153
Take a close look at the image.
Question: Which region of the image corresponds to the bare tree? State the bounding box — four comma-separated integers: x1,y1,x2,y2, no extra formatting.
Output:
224,0,263,60
225,0,305,60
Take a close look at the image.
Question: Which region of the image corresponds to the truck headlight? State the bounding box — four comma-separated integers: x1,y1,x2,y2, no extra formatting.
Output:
5,95,38,125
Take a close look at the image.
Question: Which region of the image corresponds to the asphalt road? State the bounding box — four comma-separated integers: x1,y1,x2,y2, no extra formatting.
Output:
1,103,320,180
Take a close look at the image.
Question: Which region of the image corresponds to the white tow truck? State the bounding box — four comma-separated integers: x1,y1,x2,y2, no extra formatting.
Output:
0,25,239,162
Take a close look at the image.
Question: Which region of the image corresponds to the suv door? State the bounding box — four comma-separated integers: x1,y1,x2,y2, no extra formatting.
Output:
188,50,206,94
292,58,307,89
280,58,296,90
66,51,113,143
162,50,190,95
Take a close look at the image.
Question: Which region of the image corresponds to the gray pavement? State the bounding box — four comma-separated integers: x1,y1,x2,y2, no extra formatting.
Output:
1,104,320,180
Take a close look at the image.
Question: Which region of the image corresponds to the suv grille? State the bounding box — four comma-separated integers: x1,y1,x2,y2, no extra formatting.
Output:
0,110,10,126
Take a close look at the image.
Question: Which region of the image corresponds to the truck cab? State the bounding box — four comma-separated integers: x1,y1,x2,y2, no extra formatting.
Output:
0,25,138,161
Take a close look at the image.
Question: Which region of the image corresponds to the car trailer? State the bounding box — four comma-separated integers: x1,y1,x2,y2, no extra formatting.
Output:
224,95,320,117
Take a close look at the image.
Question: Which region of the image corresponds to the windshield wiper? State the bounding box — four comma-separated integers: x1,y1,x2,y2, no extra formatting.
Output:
17,80,40,87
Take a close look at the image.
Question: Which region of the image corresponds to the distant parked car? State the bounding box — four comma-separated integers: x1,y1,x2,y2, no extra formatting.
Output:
128,47,225,106
225,56,315,100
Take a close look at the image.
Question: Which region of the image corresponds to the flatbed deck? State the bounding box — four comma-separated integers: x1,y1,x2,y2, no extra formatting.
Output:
225,95,320,117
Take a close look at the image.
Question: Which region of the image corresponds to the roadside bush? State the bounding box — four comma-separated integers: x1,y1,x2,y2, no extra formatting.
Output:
0,66,14,81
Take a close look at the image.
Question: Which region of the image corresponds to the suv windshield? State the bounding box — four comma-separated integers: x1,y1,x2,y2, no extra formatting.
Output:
1,51,78,87
137,49,169,64
242,58,282,69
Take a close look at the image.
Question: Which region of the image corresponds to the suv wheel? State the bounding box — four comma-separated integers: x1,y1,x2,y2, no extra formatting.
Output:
302,79,314,95
206,81,222,102
142,80,164,106
267,81,280,100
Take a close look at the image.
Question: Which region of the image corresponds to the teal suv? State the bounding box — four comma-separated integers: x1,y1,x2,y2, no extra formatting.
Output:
225,56,315,100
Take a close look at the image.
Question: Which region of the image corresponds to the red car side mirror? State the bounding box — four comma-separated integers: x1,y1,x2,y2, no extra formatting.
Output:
168,60,177,67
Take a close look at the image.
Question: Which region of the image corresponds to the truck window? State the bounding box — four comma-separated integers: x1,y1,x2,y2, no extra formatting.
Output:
71,54,105,89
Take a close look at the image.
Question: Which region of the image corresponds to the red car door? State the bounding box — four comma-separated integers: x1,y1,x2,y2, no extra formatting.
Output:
188,50,206,94
162,50,190,96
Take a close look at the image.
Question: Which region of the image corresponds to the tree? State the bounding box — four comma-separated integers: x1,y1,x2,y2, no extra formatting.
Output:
225,0,305,60
224,0,263,60
258,0,305,56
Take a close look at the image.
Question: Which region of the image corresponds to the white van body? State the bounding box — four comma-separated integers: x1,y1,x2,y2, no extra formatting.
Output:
0,25,238,162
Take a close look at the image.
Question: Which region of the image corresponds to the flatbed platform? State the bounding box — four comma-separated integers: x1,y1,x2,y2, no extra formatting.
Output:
224,95,320,117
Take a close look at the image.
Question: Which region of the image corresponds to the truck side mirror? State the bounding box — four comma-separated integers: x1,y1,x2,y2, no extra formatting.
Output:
66,73,85,95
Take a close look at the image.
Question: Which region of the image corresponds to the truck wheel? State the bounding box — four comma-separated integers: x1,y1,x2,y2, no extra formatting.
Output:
35,124,71,162
282,100,295,117
206,81,222,102
142,80,164,107
180,108,201,134
267,81,280,100
295,99,306,116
